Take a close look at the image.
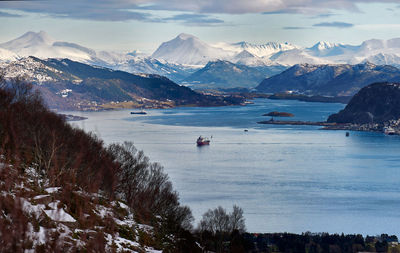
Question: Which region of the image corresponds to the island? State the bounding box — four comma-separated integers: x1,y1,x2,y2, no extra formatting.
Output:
259,82,400,135
263,111,294,117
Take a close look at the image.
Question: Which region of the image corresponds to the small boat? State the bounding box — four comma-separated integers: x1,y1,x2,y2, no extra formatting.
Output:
384,126,396,135
130,110,147,115
196,136,210,146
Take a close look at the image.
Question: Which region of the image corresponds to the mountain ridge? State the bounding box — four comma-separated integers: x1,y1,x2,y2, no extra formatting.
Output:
256,62,400,96
0,56,242,110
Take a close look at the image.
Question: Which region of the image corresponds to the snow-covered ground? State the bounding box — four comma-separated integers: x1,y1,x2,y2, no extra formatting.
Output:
1,164,163,252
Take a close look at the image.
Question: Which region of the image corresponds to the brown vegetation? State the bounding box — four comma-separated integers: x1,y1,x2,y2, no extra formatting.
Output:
0,75,196,251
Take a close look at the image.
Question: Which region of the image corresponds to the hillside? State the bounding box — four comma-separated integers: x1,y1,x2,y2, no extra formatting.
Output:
0,57,243,110
182,60,267,89
327,82,400,124
256,62,400,96
0,79,199,251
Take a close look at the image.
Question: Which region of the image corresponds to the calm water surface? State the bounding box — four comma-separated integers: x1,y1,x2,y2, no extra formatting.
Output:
68,99,400,235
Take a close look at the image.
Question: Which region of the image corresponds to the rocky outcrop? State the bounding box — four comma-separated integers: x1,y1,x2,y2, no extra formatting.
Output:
263,111,294,117
327,82,400,124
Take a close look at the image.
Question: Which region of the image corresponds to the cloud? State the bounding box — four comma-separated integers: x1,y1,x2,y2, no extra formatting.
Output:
0,0,399,21
164,13,224,26
135,0,399,14
313,21,354,28
53,10,152,22
0,10,22,18
283,26,308,30
0,0,155,22
309,13,336,19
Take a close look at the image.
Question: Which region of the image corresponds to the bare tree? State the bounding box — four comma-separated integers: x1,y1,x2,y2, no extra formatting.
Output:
108,141,194,230
198,205,246,235
229,205,246,233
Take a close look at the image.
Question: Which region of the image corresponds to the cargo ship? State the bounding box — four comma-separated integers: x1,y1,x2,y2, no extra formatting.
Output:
196,136,210,146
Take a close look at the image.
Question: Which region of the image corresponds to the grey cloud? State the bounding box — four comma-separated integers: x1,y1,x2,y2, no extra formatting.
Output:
0,0,399,20
164,13,224,26
52,10,152,22
313,21,354,28
0,0,153,21
283,26,308,30
309,13,336,19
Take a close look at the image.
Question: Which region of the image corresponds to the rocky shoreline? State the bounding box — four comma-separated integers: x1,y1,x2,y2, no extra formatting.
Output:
257,120,400,135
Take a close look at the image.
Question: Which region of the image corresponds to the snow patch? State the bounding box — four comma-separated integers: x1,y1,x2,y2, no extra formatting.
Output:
45,187,61,193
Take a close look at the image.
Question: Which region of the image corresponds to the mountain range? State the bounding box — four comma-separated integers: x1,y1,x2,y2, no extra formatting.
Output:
150,33,400,68
2,31,400,90
0,31,195,83
182,60,286,89
0,56,241,110
256,62,400,96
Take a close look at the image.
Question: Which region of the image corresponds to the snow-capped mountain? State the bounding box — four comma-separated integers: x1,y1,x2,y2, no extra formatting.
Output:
363,53,400,67
307,41,352,57
152,33,232,66
151,34,298,66
226,41,298,58
3,31,400,90
0,31,197,82
270,49,333,66
0,31,96,61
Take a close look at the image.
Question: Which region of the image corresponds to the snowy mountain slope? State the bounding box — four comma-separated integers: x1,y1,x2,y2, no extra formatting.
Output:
232,41,297,58
233,50,275,66
363,53,400,67
0,31,194,81
0,48,19,62
212,41,298,58
0,57,240,110
270,49,333,66
154,34,400,67
306,41,359,57
256,62,400,96
3,31,400,81
152,33,233,65
0,31,95,61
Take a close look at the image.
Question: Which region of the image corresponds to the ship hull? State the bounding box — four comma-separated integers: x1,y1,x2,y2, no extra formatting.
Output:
197,141,210,146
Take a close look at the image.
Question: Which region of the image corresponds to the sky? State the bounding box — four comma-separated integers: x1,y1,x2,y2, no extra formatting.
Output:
1,0,400,54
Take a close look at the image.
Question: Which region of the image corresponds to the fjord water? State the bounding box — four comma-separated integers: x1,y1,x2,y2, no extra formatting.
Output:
70,99,400,235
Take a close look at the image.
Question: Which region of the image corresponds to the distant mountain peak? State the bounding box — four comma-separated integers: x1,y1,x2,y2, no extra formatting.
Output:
235,50,256,58
0,30,55,51
152,33,229,65
205,59,232,66
176,33,198,40
310,41,340,50
19,30,53,45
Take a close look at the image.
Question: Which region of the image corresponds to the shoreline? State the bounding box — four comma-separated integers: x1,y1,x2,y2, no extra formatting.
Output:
257,120,390,134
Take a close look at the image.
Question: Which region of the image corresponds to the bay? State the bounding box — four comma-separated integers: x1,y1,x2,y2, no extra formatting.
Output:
68,99,400,235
